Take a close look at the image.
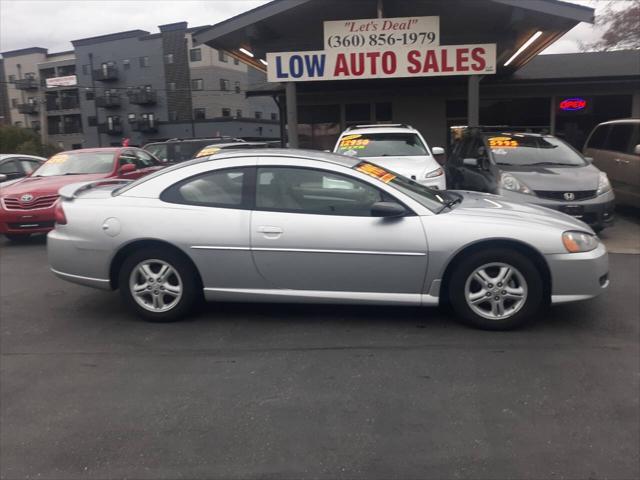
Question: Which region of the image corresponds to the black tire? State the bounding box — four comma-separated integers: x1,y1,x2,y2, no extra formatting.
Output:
5,233,32,242
448,248,543,330
119,247,200,322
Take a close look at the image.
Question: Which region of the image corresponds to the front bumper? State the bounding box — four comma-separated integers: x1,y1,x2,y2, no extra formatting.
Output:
500,190,615,230
546,242,609,304
0,205,56,235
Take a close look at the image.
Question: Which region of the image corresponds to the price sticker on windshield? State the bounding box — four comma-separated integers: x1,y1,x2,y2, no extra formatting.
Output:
356,162,396,183
47,154,69,164
196,147,221,158
488,137,518,148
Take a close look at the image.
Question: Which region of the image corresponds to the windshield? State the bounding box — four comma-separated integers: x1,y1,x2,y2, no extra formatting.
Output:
353,161,446,212
337,133,428,158
32,152,115,177
485,134,586,166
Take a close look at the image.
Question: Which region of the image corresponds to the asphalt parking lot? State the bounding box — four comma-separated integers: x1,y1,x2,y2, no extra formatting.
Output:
1,214,639,480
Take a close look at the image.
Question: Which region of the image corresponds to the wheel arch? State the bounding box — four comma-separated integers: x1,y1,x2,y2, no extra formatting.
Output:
109,238,203,290
439,238,552,306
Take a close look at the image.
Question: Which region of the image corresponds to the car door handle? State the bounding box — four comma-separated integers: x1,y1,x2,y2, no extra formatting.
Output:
257,226,283,234
614,158,621,163
622,159,630,164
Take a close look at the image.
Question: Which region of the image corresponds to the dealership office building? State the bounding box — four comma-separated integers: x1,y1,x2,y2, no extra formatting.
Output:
193,0,640,151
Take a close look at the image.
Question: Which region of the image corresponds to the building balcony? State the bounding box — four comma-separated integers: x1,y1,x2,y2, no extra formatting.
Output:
95,96,121,108
14,78,39,90
98,123,123,135
128,90,157,105
17,103,39,114
132,118,158,133
93,66,119,81
47,97,80,111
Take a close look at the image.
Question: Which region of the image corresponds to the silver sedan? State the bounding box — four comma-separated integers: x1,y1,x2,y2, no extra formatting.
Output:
48,149,609,330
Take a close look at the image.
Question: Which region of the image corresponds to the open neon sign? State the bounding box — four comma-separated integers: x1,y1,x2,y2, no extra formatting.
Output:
560,98,587,111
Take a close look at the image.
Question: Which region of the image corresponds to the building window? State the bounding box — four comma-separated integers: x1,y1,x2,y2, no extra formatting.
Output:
24,72,36,79
218,50,227,62
236,109,242,118
255,111,263,119
375,102,392,121
222,108,231,117
191,79,203,91
234,81,241,94
194,108,206,120
87,116,97,126
169,111,178,121
8,74,16,83
14,121,23,127
234,57,239,65
128,113,136,123
189,48,202,62
139,56,150,68
271,112,278,121
164,54,174,64
220,79,229,91
11,98,18,108
168,82,176,91
123,59,130,70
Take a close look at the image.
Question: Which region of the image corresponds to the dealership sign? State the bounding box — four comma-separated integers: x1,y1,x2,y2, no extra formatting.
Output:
45,75,77,88
266,16,496,82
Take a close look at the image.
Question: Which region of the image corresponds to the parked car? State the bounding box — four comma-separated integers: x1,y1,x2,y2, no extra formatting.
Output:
48,149,608,330
445,130,615,231
194,141,271,158
0,147,163,242
583,118,639,208
0,154,46,184
333,124,447,190
144,137,244,163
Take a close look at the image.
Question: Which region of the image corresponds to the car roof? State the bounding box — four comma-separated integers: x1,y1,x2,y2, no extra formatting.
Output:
203,142,267,149
0,154,46,161
58,147,121,154
479,131,551,138
340,127,419,136
145,137,241,146
596,118,640,126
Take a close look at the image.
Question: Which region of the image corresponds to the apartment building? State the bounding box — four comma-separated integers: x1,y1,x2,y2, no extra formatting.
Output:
71,22,279,147
1,47,83,149
0,59,10,126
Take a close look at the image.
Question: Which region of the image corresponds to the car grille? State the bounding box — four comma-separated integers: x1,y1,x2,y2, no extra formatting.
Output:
2,194,59,210
534,190,597,201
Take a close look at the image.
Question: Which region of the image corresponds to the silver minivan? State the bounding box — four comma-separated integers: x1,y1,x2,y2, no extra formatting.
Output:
584,119,640,208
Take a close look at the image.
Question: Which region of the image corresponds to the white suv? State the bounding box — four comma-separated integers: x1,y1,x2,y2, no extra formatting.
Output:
333,124,446,190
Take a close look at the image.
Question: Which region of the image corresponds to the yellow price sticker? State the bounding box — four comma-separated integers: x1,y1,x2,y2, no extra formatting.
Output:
356,162,396,183
47,154,69,164
196,147,221,157
488,137,519,148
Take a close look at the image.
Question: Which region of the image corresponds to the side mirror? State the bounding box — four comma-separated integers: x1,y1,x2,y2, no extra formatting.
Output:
0,174,7,182
462,157,479,168
371,201,407,218
119,163,136,174
584,156,594,164
432,146,445,156
634,144,640,156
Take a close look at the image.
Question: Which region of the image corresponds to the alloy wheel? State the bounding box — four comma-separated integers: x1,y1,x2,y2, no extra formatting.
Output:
129,259,183,313
464,262,528,320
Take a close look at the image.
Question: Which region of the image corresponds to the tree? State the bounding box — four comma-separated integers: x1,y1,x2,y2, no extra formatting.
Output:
0,125,61,157
582,1,640,51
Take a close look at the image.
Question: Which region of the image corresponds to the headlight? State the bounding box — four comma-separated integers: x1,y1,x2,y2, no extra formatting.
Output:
500,172,533,194
562,231,599,253
596,172,611,195
425,167,444,178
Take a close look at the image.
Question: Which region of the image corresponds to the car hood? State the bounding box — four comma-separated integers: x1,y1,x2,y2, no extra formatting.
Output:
450,191,593,233
499,164,600,191
363,155,440,179
0,173,110,197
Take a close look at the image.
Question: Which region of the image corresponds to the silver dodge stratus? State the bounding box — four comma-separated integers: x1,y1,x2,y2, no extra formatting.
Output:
48,149,609,330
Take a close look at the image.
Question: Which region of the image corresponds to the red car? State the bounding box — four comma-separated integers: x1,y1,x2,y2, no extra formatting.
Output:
0,147,164,241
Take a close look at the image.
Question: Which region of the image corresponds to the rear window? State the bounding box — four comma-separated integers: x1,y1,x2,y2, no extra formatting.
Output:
32,151,115,177
336,133,428,158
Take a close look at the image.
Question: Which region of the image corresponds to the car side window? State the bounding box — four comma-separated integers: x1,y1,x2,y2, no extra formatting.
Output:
135,149,159,167
119,151,138,167
586,125,610,150
0,160,19,174
145,144,167,162
256,166,387,216
19,160,40,174
161,168,249,208
604,125,633,154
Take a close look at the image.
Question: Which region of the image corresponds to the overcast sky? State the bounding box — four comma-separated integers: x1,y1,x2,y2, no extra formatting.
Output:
0,0,623,56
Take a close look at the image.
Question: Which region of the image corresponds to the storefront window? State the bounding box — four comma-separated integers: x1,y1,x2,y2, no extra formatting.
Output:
298,104,341,150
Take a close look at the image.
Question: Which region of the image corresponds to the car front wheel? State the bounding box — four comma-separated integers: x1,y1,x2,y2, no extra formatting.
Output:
449,249,543,330
119,248,199,322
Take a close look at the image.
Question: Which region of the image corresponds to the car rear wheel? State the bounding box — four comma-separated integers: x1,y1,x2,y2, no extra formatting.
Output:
119,248,199,322
5,234,32,242
449,249,543,330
